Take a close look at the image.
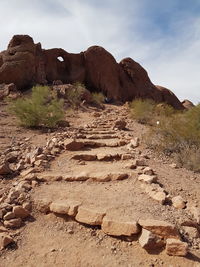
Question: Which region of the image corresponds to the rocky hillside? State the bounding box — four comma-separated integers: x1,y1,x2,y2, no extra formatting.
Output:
0,35,183,109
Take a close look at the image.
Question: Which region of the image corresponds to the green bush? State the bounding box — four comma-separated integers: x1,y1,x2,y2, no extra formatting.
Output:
130,99,155,124
145,104,200,171
9,86,65,128
65,82,87,108
91,92,105,104
154,103,176,118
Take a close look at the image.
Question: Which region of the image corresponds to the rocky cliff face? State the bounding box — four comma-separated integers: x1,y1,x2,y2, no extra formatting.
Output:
0,35,184,109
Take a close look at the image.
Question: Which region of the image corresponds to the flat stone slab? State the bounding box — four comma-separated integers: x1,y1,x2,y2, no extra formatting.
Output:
71,154,97,161
86,135,118,140
75,207,106,225
138,219,179,239
102,217,140,236
63,172,129,182
50,199,82,217
64,139,85,151
97,153,121,161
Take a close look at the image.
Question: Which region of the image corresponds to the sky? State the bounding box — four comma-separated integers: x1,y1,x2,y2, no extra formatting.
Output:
0,0,200,103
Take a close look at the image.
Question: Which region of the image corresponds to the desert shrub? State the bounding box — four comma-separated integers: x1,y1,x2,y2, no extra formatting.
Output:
154,103,176,118
145,104,200,171
91,92,105,104
65,82,93,108
174,145,200,172
9,85,64,128
130,99,156,124
65,82,85,108
146,114,189,153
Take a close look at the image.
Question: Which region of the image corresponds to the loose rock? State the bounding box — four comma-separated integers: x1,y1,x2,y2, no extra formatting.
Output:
166,238,188,256
75,207,106,225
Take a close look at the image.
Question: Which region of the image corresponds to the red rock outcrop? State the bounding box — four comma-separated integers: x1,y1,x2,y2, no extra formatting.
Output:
182,99,195,109
0,35,184,109
156,85,184,110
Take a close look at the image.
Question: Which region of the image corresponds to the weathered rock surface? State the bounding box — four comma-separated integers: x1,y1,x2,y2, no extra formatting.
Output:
0,233,13,250
13,206,30,218
50,200,81,217
4,218,22,228
102,217,140,236
138,174,157,184
64,139,85,151
138,219,179,239
0,35,184,108
172,196,186,209
50,201,70,214
75,207,106,225
139,229,165,251
166,238,188,256
0,161,12,175
182,99,195,109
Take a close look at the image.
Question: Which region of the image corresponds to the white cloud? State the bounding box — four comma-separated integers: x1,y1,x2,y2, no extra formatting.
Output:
0,0,199,103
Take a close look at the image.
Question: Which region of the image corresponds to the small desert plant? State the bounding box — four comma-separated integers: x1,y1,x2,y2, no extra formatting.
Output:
154,103,176,118
130,99,156,124
91,92,105,104
174,145,200,172
9,85,64,128
65,82,87,108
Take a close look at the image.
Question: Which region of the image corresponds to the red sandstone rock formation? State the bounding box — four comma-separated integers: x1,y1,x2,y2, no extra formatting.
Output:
0,35,184,109
182,99,195,109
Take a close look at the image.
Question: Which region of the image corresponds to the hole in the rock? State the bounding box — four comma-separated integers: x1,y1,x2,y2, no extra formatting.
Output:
57,56,64,62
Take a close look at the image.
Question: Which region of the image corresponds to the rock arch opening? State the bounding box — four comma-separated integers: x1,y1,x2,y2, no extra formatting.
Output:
57,56,64,62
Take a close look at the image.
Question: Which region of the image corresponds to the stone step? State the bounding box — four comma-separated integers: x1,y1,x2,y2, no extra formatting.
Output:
71,153,127,161
86,135,119,140
64,172,129,182
64,139,127,150
35,197,188,256
80,130,117,135
36,171,130,182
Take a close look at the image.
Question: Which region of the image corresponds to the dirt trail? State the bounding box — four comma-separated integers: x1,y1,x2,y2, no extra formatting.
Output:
0,103,200,267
